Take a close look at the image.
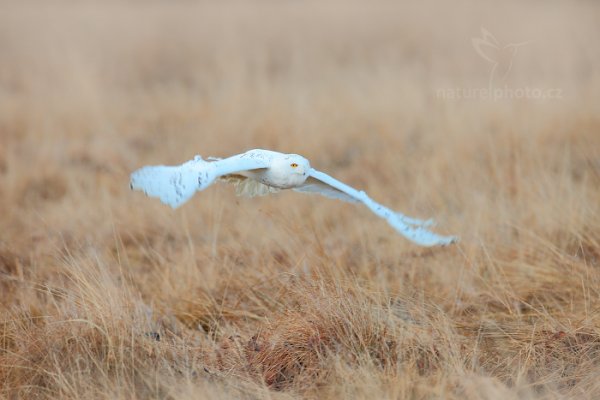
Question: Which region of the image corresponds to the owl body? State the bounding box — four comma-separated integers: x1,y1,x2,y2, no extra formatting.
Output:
130,148,458,247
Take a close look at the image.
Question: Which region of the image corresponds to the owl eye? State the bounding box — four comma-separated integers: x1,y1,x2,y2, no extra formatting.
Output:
290,163,298,168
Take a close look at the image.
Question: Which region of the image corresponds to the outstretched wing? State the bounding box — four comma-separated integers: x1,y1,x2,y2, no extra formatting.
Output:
130,151,271,208
297,169,457,247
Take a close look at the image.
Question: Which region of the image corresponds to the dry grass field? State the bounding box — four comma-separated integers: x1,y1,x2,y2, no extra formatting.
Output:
1,1,600,399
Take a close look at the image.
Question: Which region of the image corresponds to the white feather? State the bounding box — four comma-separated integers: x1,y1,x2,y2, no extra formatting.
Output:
220,175,280,197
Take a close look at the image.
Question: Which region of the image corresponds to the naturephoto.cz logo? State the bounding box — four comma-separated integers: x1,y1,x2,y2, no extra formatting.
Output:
436,27,562,101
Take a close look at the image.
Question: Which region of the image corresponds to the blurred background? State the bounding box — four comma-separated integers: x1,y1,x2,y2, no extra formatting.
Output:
1,0,598,245
1,1,600,398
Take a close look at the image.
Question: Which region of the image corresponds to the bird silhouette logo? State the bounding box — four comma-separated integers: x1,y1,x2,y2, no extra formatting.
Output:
472,27,531,87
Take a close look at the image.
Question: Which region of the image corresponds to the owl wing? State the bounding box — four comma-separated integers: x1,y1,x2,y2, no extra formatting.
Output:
294,168,457,247
130,151,273,208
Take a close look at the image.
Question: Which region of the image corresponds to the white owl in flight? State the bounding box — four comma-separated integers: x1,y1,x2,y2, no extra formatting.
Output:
130,149,457,247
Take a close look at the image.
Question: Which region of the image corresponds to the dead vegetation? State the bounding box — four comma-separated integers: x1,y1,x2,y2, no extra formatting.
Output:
1,1,600,399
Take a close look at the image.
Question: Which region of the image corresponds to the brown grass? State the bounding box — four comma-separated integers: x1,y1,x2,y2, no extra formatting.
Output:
1,1,600,398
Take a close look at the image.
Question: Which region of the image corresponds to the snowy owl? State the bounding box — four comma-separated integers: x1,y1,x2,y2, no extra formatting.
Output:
130,149,457,247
